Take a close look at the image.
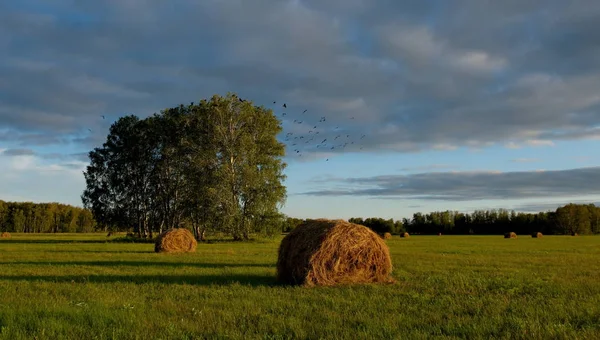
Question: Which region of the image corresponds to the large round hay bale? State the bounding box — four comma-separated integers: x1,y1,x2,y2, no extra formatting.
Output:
504,232,517,239
276,219,394,287
401,232,410,238
154,228,197,253
383,232,392,240
0,232,10,239
532,232,543,238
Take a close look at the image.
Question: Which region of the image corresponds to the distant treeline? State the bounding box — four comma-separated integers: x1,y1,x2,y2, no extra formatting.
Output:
0,200,96,233
284,203,600,236
401,204,600,235
2,200,598,236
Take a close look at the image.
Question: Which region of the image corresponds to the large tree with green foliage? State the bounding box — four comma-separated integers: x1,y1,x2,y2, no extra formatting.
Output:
81,93,287,240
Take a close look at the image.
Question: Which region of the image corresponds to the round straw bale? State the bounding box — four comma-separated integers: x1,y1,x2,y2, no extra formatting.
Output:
0,232,10,239
572,232,578,236
400,232,410,238
154,228,197,253
276,219,395,287
504,232,517,239
383,232,392,240
532,232,543,238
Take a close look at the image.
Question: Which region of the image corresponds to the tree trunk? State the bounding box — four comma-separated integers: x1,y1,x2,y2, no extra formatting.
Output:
200,225,206,241
241,217,249,240
193,225,201,241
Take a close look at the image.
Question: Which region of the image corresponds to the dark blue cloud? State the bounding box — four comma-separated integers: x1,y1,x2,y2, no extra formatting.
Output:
1,0,600,157
301,167,600,201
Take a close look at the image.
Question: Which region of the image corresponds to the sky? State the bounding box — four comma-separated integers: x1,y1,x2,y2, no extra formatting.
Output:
1,0,599,221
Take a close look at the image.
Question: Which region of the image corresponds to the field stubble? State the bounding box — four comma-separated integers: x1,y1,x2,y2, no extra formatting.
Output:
0,233,599,339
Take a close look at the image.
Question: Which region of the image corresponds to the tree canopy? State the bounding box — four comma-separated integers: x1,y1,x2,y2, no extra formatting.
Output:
81,93,287,240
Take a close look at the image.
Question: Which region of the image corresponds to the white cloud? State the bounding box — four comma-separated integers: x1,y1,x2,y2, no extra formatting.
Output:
526,139,555,147
453,50,507,73
510,158,541,163
0,153,86,205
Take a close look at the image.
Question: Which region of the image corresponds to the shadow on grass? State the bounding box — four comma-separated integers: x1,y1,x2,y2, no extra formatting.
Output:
44,250,154,254
2,261,275,269
0,238,278,245
0,274,281,287
0,240,112,244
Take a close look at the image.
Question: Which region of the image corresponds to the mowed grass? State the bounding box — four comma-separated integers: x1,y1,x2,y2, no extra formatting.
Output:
1,234,599,340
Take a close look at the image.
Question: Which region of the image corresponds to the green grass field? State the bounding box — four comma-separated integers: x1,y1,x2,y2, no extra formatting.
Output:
1,233,599,339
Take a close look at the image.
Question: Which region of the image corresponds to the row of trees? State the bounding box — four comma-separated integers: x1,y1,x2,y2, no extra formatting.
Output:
0,200,95,233
1,200,597,236
348,217,405,235
81,93,287,240
345,204,600,236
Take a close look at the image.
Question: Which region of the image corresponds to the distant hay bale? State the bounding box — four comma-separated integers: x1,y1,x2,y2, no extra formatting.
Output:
572,232,579,236
0,232,10,239
438,232,442,236
383,232,392,240
276,219,395,287
504,232,517,239
401,232,410,238
154,228,197,253
532,232,543,238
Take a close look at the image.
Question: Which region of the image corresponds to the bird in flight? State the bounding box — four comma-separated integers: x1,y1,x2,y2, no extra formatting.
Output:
101,115,105,119
283,103,287,108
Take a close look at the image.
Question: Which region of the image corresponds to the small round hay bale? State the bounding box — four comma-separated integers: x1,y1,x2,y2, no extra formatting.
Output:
532,232,543,238
276,219,395,287
0,232,10,239
400,232,410,238
504,232,517,239
154,228,197,253
572,232,578,236
383,232,392,240
438,232,442,236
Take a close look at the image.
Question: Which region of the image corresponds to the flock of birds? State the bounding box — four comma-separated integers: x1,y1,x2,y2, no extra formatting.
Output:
272,101,366,162
87,100,368,162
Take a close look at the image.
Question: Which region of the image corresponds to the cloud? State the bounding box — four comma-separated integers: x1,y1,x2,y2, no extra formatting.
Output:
510,158,541,163
0,147,88,162
0,151,87,205
300,166,600,201
1,0,600,157
2,148,36,156
512,199,600,213
398,164,458,172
